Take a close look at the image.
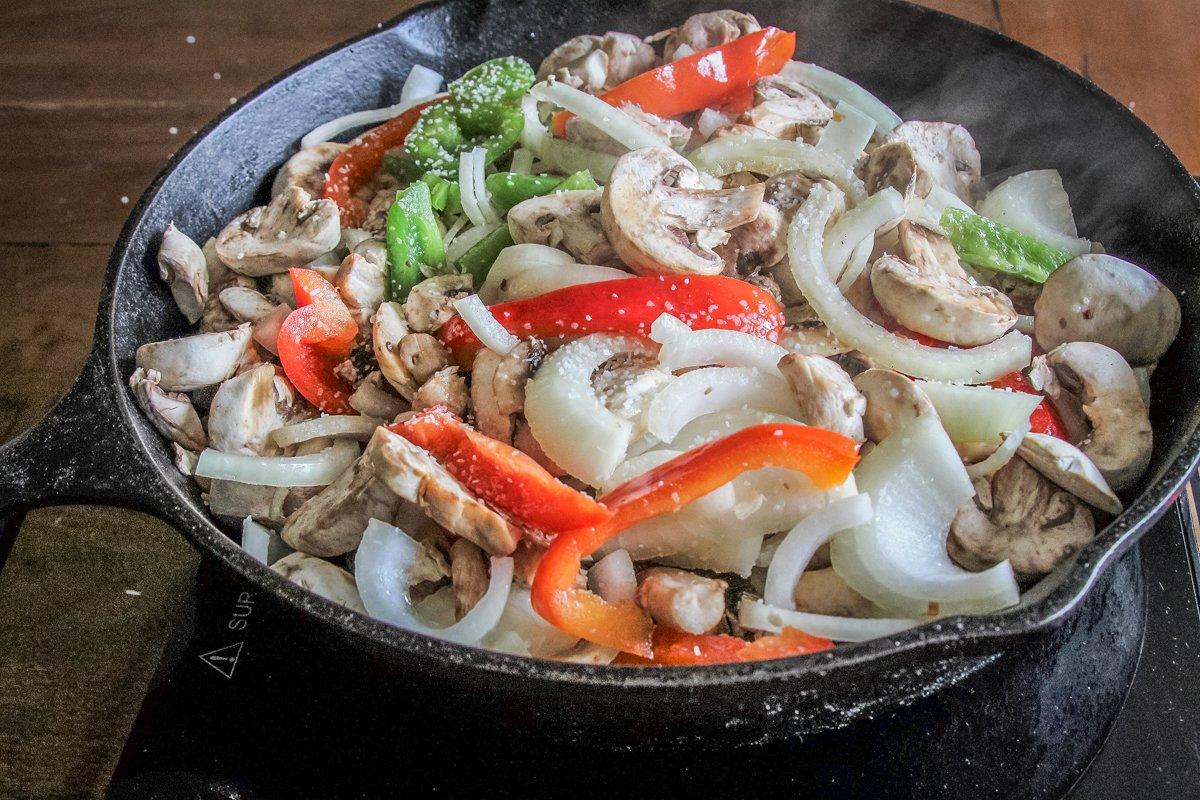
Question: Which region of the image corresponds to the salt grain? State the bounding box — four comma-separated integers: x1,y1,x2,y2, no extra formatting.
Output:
120,196,129,204
185,35,196,44
168,126,178,135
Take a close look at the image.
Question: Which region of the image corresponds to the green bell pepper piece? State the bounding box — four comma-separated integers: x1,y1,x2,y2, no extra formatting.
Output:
386,182,445,301
449,56,536,112
483,170,599,213
940,207,1071,284
455,226,515,285
420,173,462,216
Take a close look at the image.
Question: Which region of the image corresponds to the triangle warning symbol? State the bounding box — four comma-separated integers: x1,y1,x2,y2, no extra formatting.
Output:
198,641,244,679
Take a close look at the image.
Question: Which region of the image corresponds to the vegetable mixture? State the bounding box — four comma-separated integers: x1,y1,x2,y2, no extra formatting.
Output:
139,9,1181,665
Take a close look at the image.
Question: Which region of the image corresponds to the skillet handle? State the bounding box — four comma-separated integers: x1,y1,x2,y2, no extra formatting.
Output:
0,349,171,569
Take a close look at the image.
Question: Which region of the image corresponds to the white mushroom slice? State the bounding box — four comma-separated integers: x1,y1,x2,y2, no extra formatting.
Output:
470,339,541,444
158,223,208,324
1017,432,1122,515
404,274,473,333
714,202,786,272
1037,342,1152,491
867,121,982,203
450,538,490,618
372,301,417,399
412,367,468,417
270,552,365,612
870,252,1018,347
207,364,292,455
270,142,347,198
793,567,878,618
949,455,1095,577
200,238,257,331
636,567,728,635
368,427,522,556
129,368,207,451
348,372,406,420
334,252,388,327
215,186,341,276
662,10,761,61
135,324,252,392
592,352,671,437
741,76,834,141
537,31,656,92
218,286,279,323
281,451,402,557
564,106,691,156
777,354,865,441
601,147,764,276
852,368,935,444
1033,254,1181,365
508,190,619,268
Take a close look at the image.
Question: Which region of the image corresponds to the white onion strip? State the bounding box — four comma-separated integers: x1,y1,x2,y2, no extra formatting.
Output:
763,494,874,609
509,147,534,175
444,222,496,265
918,380,1042,443
453,294,518,354
789,184,1032,383
241,516,292,565
651,313,789,377
823,186,905,281
400,64,443,103
520,95,617,181
837,235,875,293
977,170,1091,257
301,90,448,149
270,415,384,448
780,61,901,136
688,136,866,205
739,598,918,642
357,519,513,645
645,367,801,443
587,549,637,603
817,100,876,165
471,146,501,225
479,244,631,303
195,439,358,487
965,422,1030,479
459,150,489,228
531,80,668,152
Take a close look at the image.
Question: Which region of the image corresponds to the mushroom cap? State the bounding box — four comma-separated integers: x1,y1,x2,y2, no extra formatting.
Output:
218,286,279,323
870,253,1018,346
128,368,208,451
1034,253,1180,365
404,274,473,333
207,363,291,455
158,223,208,324
281,451,401,557
601,146,765,276
270,552,365,612
662,10,760,61
215,186,341,277
852,368,935,444
270,142,347,198
135,323,252,392
1017,431,1122,515
777,353,866,441
883,121,982,203
507,190,619,268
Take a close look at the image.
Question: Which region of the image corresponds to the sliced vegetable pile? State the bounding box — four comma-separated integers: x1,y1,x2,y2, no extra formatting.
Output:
137,8,1179,666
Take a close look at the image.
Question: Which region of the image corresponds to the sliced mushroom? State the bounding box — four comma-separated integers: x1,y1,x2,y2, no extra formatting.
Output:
135,323,252,392
777,354,865,441
763,171,822,218
206,479,280,522
867,121,982,203
362,175,402,236
710,123,776,142
369,427,522,556
714,202,786,272
852,368,935,444
741,76,833,141
271,142,347,198
1033,254,1180,365
537,31,657,92
636,567,727,634
373,301,417,399
508,190,620,268
870,250,1018,346
270,552,365,612
949,455,1095,577
215,186,341,276
1017,432,1122,515
348,371,406,420
412,367,468,416
405,274,473,333
218,286,278,323
662,10,760,61
601,147,764,276
793,567,877,617
199,237,257,332
157,223,208,324
564,106,691,155
281,451,404,557
129,368,207,451
471,339,542,444
1034,342,1152,491
207,364,293,455
334,252,388,328
449,538,489,618
592,352,672,439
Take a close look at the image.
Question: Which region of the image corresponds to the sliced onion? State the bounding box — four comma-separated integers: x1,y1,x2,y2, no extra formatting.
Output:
735,470,860,539
300,91,448,149
531,80,668,151
816,101,876,165
459,148,500,227
918,380,1042,443
664,408,796,451
453,294,518,354
977,170,1091,257
829,413,1020,616
472,146,501,225
444,222,496,265
195,439,358,487
400,64,443,103
652,314,790,376
525,333,653,485
965,421,1030,479
241,517,292,565
479,244,631,303
357,519,513,645
689,136,866,205
481,587,580,657
587,549,637,603
645,367,801,443
509,147,534,175
763,494,874,609
271,415,384,448
738,598,918,642
780,61,901,136
836,234,876,293
697,107,735,139
789,184,1032,383
823,186,904,280
520,95,617,181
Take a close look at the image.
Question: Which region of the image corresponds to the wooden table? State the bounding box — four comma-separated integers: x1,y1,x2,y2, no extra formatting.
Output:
0,1,1195,795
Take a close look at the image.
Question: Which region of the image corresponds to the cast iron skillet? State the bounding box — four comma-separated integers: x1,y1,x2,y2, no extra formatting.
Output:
2,0,1199,747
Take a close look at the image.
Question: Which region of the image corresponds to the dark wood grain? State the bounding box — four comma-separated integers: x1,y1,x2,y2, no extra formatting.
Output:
0,2,1194,795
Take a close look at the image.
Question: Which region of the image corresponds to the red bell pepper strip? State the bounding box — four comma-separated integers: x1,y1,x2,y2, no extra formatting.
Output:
438,275,784,365
615,626,833,665
277,269,359,414
321,95,447,227
989,371,1066,438
389,406,612,533
531,424,860,657
552,27,795,136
